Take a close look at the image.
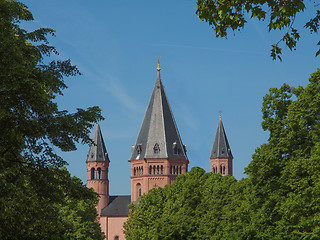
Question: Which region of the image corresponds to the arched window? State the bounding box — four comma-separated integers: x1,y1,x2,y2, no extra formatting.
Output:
161,165,163,174
136,183,141,198
220,165,223,174
180,166,182,174
170,166,172,174
153,165,156,175
138,167,141,175
141,167,143,175
91,168,95,180
157,165,159,174
223,166,226,175
149,166,152,175
173,166,176,175
97,168,101,180
114,236,119,240
176,166,179,175
213,167,216,173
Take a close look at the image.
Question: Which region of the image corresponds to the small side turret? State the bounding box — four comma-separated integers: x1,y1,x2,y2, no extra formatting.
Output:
86,121,110,217
210,116,233,176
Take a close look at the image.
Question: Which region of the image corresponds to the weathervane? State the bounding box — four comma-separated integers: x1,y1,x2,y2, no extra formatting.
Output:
218,110,223,119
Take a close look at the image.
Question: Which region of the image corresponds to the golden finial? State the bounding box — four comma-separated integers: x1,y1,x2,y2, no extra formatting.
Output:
219,110,222,120
156,56,161,71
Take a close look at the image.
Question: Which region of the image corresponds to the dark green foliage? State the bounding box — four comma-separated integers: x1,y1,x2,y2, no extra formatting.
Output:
124,69,320,239
0,167,104,239
196,0,318,60
0,0,104,238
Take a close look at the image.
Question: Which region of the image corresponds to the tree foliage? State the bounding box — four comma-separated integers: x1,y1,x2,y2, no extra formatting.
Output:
196,0,320,60
124,69,320,239
0,167,104,239
0,0,104,238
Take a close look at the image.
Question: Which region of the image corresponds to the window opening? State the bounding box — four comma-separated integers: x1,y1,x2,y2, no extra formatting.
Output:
161,165,163,174
157,166,159,174
97,168,101,180
91,168,95,180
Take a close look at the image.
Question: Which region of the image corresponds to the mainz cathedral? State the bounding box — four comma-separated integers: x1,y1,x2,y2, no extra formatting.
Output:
85,62,233,240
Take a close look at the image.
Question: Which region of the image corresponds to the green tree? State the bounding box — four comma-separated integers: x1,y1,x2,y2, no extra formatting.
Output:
0,167,104,239
196,0,320,60
0,0,104,238
124,167,241,240
245,69,320,239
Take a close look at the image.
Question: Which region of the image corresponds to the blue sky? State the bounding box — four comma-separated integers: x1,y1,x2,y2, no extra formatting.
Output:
22,0,319,195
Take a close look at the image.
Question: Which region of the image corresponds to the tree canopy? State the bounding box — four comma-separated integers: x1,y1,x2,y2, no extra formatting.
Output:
196,0,320,60
124,69,320,239
0,0,104,238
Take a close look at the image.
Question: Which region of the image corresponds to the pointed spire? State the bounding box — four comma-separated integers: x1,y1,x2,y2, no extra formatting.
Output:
210,117,233,158
130,65,187,161
87,122,109,162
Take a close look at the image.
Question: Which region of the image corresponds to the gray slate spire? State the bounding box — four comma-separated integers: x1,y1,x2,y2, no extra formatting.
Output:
87,122,110,162
130,66,187,161
210,117,233,158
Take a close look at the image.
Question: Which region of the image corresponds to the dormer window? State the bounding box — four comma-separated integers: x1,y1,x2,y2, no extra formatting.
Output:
173,142,178,154
136,144,142,154
153,143,160,154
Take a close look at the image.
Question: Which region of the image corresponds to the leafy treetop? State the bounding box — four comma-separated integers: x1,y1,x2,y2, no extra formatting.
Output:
196,0,320,60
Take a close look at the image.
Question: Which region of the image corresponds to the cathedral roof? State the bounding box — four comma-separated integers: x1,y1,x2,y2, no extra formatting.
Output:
130,64,187,161
86,122,109,162
100,195,131,217
210,117,233,159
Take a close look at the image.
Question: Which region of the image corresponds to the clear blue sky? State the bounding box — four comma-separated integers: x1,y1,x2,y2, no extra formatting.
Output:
22,0,319,195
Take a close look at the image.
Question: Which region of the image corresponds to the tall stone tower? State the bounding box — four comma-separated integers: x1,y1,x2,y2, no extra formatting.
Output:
86,121,110,216
210,116,233,176
129,62,189,202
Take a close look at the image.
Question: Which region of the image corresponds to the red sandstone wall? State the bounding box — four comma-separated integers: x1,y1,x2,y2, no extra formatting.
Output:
107,216,128,240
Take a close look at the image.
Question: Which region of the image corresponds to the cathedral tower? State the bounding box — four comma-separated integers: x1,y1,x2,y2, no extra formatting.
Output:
86,122,110,216
210,116,233,176
129,62,189,202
